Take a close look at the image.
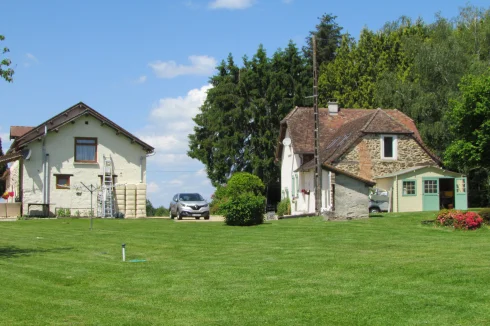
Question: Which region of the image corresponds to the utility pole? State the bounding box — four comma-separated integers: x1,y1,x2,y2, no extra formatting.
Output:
312,35,322,215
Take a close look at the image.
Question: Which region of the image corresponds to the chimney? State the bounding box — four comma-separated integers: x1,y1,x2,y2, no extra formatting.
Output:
328,101,339,115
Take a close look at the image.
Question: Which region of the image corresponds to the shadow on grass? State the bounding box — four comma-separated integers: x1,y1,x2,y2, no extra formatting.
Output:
369,214,384,218
0,246,74,259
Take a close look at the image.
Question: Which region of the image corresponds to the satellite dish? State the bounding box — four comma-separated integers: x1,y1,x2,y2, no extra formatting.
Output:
22,149,32,160
282,137,291,146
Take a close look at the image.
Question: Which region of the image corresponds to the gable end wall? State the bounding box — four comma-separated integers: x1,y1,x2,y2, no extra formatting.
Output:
333,134,436,180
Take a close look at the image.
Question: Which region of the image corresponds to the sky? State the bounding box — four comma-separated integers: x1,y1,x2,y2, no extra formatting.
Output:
1,0,488,207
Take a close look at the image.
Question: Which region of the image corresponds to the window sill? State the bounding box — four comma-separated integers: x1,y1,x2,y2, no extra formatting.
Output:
380,158,397,162
73,162,99,165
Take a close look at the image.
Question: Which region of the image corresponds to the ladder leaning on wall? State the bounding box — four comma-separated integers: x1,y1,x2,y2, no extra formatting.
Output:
100,155,114,218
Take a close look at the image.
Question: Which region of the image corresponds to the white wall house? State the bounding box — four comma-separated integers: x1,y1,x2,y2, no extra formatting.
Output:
0,102,154,218
276,105,439,219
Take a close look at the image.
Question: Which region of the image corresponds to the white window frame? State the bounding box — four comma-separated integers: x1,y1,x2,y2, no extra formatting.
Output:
380,135,397,160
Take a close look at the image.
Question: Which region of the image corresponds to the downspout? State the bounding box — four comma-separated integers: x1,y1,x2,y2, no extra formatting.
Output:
42,125,48,206
395,175,399,213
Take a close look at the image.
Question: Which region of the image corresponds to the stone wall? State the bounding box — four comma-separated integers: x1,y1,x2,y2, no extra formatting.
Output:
333,134,436,179
325,173,369,220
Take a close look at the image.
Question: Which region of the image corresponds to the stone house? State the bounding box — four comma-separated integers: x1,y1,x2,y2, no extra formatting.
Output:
0,102,154,218
275,103,463,218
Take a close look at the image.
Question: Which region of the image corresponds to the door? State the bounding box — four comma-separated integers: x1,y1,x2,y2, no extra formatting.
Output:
455,177,468,210
422,178,439,211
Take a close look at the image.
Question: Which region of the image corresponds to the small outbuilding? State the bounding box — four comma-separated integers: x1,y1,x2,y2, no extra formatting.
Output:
374,165,468,212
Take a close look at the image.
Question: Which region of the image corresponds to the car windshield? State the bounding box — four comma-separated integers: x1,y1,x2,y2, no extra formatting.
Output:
179,193,204,201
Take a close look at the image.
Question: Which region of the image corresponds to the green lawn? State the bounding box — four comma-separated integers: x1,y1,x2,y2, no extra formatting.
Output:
1,213,490,325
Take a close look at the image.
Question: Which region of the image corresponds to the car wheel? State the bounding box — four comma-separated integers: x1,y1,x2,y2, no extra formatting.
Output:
169,209,174,219
369,207,380,213
195,216,200,220
178,210,183,220
204,216,210,220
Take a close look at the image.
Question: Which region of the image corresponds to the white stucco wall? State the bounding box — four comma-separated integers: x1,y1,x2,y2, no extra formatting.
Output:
21,115,149,216
5,161,20,203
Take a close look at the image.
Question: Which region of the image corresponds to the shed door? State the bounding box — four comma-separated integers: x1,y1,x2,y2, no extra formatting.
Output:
455,177,468,210
422,179,439,211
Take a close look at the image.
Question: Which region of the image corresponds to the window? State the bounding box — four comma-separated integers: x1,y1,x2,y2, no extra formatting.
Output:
75,137,97,163
424,180,438,194
55,175,71,189
381,135,397,160
295,174,299,196
292,175,296,196
456,179,466,193
402,180,416,196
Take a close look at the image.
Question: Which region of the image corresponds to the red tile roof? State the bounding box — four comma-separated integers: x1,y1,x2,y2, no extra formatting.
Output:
277,106,441,173
10,126,34,140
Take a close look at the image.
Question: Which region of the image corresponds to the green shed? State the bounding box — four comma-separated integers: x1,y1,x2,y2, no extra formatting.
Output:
374,166,468,212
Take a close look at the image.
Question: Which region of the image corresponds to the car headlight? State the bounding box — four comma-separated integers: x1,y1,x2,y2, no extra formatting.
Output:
181,203,187,207
203,203,209,207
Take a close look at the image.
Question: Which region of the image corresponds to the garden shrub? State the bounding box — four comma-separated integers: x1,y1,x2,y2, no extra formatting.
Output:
436,209,483,230
217,172,266,226
225,172,265,197
436,209,462,227
211,172,266,222
478,208,490,224
221,193,265,226
276,198,291,217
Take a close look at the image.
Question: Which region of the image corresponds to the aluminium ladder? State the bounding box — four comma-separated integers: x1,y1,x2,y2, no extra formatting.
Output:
101,155,114,217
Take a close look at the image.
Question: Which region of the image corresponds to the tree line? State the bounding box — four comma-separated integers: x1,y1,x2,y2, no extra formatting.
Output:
188,5,490,207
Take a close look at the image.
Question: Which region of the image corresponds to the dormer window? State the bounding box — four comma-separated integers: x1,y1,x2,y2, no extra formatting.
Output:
381,135,397,160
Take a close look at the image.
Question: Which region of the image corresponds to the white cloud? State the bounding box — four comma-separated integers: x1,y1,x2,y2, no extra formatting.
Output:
0,127,11,151
149,55,216,79
151,84,212,121
139,84,216,206
134,75,147,84
184,1,201,9
24,53,39,68
147,182,160,193
209,0,255,9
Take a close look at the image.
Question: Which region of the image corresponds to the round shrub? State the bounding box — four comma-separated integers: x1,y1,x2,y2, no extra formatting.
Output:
276,198,291,217
221,193,265,226
225,172,265,197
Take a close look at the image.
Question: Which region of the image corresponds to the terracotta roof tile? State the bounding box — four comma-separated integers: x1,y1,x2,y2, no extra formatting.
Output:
10,126,34,140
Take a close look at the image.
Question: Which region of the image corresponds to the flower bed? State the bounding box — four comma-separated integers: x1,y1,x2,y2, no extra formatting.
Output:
435,209,483,230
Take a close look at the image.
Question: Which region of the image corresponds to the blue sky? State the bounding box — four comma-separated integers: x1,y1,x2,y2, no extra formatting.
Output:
1,0,488,207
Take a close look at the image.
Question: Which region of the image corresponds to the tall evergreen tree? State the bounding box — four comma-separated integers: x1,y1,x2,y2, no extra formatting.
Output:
303,14,343,68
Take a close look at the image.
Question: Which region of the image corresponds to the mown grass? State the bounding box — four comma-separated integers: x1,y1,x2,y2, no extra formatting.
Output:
1,212,490,325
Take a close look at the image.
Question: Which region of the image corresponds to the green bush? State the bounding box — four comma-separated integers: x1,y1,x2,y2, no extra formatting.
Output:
276,198,291,217
221,193,265,226
211,172,266,218
56,208,71,218
478,208,490,223
225,172,265,197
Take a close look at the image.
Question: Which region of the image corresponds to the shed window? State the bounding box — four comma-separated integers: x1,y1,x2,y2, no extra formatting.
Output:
75,138,97,162
402,180,416,196
381,135,397,160
456,179,466,193
424,180,438,194
56,175,71,189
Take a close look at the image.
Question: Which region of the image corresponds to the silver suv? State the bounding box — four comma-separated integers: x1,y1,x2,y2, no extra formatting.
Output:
169,193,210,220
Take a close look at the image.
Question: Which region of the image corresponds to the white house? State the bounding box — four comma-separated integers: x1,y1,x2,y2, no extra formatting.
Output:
0,102,154,218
